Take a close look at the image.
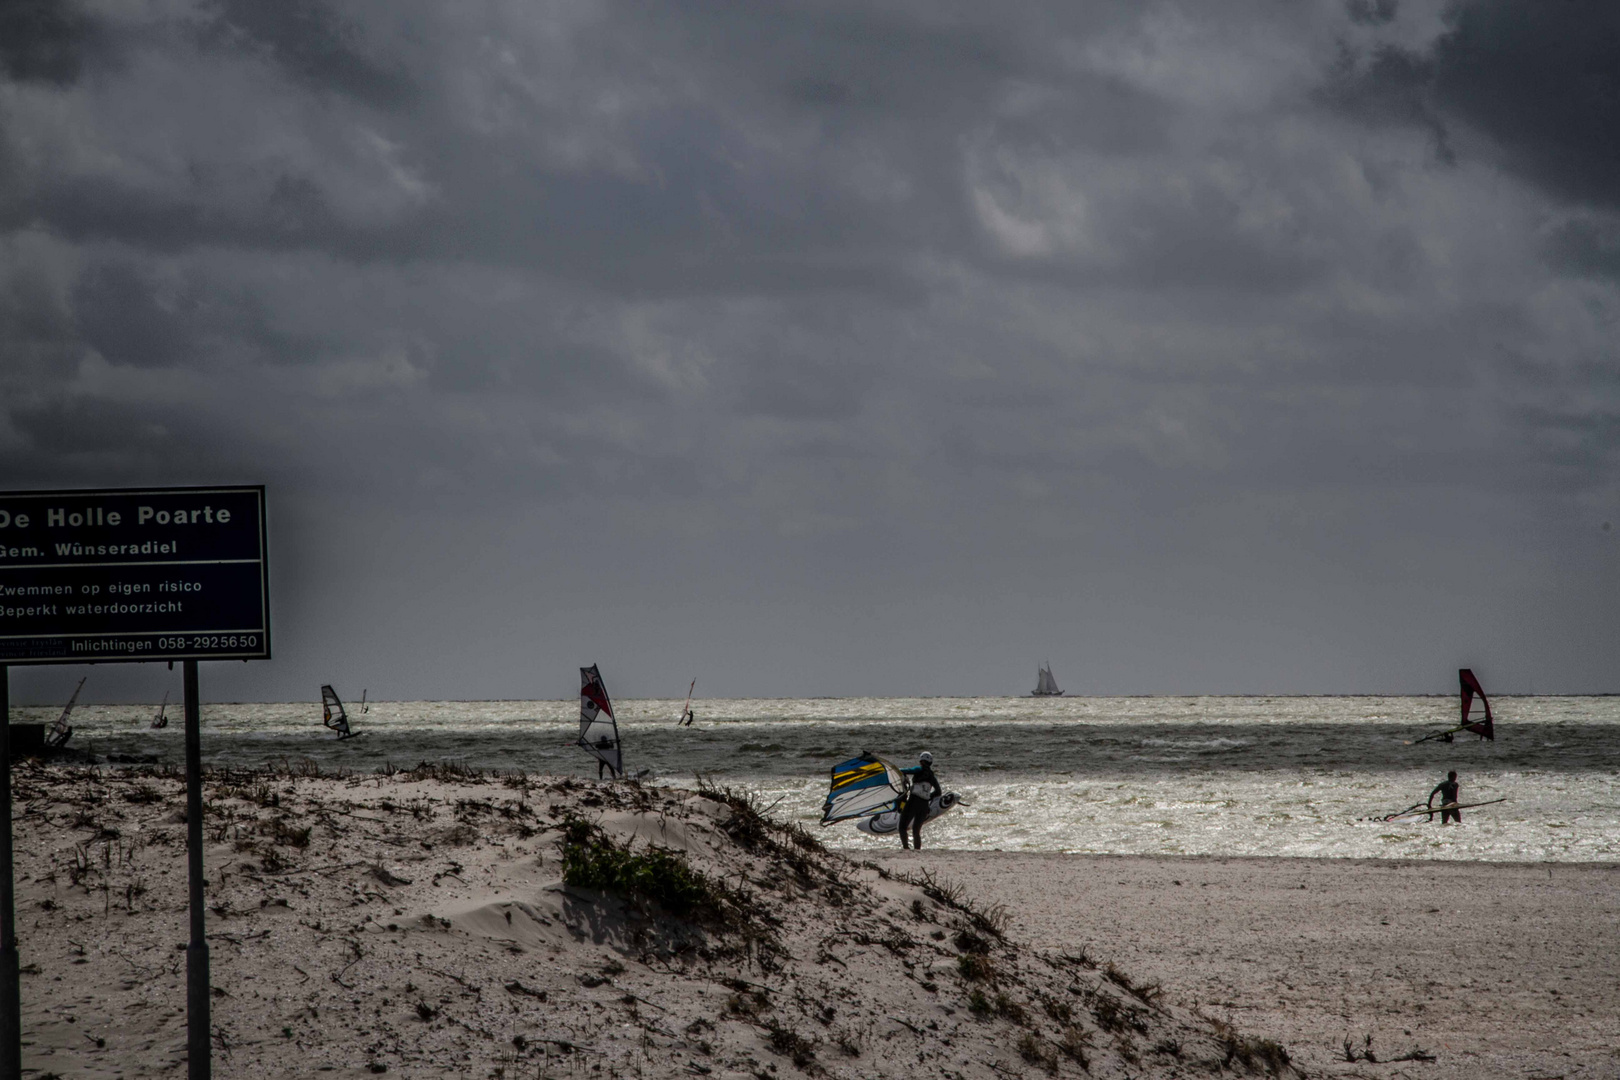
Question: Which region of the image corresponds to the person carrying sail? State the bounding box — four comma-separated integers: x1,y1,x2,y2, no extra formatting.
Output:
1428,770,1462,825
898,752,942,850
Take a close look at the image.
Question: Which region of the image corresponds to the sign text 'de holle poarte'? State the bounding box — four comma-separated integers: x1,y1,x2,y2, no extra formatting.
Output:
0,486,269,664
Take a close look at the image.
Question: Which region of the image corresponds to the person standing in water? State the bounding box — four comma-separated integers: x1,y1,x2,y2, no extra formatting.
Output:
1428,770,1461,825
899,752,941,850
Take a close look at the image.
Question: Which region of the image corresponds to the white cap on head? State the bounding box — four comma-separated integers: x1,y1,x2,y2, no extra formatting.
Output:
918,751,933,763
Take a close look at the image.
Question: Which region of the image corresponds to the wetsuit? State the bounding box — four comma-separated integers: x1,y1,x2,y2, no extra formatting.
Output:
1428,777,1460,824
596,738,618,780
899,763,941,850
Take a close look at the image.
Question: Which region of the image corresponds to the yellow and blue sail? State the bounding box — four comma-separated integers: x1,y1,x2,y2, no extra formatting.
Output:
821,752,905,825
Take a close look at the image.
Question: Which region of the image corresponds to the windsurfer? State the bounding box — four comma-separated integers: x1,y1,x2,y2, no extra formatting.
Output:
1428,770,1461,824
899,752,941,850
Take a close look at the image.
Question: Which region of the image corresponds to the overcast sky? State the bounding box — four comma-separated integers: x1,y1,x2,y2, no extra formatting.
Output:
3,0,1617,703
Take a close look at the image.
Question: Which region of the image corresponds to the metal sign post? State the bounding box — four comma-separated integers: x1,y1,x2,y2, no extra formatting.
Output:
183,660,209,1080
0,666,16,1080
0,486,269,1079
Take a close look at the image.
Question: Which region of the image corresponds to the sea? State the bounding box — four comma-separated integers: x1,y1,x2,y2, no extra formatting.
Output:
16,695,1619,863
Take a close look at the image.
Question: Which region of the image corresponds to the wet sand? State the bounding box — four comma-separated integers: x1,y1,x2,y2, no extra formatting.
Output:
865,850,1620,1079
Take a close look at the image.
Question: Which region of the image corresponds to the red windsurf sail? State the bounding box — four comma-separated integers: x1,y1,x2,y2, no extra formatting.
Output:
1458,668,1494,741
579,664,622,776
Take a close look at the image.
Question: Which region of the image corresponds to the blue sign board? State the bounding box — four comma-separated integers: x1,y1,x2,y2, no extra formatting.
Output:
0,486,269,664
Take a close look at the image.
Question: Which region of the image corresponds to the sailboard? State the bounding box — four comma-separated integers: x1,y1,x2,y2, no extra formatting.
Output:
321,684,362,740
1032,662,1063,697
579,664,622,777
1379,798,1505,822
857,791,962,835
45,677,85,749
1408,669,1495,744
821,752,905,825
361,689,369,714
151,690,170,729
677,679,696,727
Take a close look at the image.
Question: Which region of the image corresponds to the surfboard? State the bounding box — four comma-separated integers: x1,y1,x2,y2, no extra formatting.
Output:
1382,798,1505,820
857,792,959,835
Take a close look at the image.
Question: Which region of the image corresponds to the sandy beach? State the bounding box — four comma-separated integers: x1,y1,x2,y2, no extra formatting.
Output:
6,761,1616,1078
863,851,1620,1079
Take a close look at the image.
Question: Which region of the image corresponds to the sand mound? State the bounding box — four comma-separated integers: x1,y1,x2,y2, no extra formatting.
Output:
6,762,1301,1078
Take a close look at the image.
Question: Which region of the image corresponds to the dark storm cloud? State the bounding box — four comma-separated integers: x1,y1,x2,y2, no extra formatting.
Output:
198,0,414,109
1325,0,1620,209
2,0,1618,702
0,0,98,86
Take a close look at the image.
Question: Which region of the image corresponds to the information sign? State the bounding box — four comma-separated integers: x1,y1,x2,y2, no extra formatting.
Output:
0,486,269,664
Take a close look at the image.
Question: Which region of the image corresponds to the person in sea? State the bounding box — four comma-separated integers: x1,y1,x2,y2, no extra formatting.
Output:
899,751,942,850
596,736,618,780
1428,770,1461,825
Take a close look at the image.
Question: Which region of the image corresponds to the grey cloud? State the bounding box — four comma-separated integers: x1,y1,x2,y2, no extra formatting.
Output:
1346,0,1399,28
0,0,97,86
1324,0,1620,209
197,0,414,109
3,0,1618,699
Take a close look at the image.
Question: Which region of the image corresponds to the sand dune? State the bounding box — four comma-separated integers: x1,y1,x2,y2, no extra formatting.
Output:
9,761,1298,1078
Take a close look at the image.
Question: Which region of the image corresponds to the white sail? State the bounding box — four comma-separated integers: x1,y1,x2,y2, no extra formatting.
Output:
321,684,353,738
46,677,85,748
579,664,623,776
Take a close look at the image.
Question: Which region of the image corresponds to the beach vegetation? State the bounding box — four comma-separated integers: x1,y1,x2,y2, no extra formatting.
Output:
1017,1031,1058,1071
1152,1036,1182,1057
957,953,995,981
1211,1020,1294,1075
764,1020,818,1069
724,988,771,1019
1058,1024,1093,1069
898,868,1009,939
1103,963,1162,1005
1091,993,1148,1035
992,992,1029,1025
559,816,718,919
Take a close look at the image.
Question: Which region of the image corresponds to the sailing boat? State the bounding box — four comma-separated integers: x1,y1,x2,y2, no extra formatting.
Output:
46,677,85,749
579,664,622,777
1409,669,1495,744
1032,662,1063,697
320,685,362,740
677,678,696,727
151,690,170,729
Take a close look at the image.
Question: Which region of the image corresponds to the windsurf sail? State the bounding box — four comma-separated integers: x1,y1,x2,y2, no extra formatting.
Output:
678,678,695,727
821,752,906,825
1458,668,1493,740
1410,668,1495,743
1033,663,1062,696
321,684,354,739
361,688,369,714
45,677,84,749
151,690,170,729
1377,798,1505,822
579,664,622,777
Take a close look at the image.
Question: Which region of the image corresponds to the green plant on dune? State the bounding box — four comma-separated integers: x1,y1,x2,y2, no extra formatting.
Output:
558,815,718,919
